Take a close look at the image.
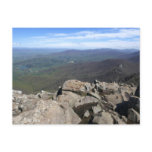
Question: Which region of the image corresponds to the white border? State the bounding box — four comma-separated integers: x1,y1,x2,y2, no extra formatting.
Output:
0,0,152,152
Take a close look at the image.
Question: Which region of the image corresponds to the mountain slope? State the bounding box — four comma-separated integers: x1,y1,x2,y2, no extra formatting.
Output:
13,58,139,93
13,48,139,93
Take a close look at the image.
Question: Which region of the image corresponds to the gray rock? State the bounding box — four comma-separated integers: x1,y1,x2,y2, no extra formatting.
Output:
87,91,101,100
93,111,114,124
37,90,54,100
13,100,64,124
74,96,98,108
121,91,130,101
111,114,126,124
104,93,123,105
57,91,82,107
74,96,98,117
120,85,136,101
15,98,22,103
99,82,120,92
94,80,100,84
128,108,140,124
122,116,128,123
18,100,37,112
64,108,81,124
85,83,92,92
59,102,81,124
12,80,140,125
13,90,22,95
62,80,91,95
84,110,90,118
92,104,102,115
13,100,81,124
12,102,22,116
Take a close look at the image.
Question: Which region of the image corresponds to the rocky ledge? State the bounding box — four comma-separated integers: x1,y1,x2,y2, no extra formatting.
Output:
13,80,140,124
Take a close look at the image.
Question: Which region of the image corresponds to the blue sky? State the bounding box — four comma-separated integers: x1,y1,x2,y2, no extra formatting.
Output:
13,28,140,49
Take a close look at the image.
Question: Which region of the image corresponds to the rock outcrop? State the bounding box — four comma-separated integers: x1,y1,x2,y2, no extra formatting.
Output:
13,79,140,124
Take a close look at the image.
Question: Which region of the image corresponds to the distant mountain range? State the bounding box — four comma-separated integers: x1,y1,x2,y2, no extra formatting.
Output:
13,48,140,93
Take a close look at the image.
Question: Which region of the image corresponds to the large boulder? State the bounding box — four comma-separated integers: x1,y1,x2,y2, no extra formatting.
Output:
18,99,37,112
13,100,64,124
95,81,120,93
109,111,126,124
73,96,98,117
104,93,123,105
119,85,136,101
57,91,82,107
64,107,81,124
93,111,114,124
12,79,140,125
87,91,101,100
37,90,54,100
62,80,101,100
120,90,130,101
12,91,39,116
59,102,81,124
62,80,92,95
13,100,81,124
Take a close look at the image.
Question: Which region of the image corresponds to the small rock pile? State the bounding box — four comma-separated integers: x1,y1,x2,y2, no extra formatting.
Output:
13,79,140,124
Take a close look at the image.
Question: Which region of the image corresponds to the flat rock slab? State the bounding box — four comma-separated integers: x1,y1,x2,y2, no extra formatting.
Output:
97,82,120,92
13,100,81,124
104,93,123,105
73,96,98,117
62,80,92,95
57,91,82,107
93,111,114,124
37,90,54,100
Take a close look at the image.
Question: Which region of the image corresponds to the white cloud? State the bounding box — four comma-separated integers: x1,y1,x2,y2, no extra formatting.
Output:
62,29,140,40
31,29,140,41
81,40,140,49
54,33,68,36
31,36,47,39
39,39,139,49
14,29,140,49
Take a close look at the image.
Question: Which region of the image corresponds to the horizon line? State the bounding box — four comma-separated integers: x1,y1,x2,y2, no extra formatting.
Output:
13,47,140,50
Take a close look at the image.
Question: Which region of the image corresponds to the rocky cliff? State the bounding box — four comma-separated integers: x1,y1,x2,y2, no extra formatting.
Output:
12,80,140,124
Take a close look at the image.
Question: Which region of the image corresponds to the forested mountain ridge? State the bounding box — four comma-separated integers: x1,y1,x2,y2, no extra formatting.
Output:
13,48,139,94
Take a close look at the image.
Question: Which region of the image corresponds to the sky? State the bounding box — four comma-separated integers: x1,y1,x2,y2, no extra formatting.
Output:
13,28,140,49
